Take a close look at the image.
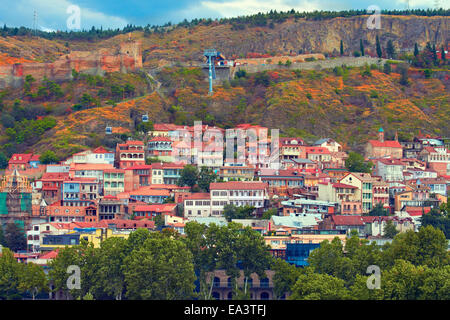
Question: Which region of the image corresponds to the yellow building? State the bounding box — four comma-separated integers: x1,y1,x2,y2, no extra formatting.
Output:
40,228,130,251
79,228,130,248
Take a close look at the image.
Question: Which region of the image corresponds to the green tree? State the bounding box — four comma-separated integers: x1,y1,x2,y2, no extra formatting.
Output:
0,248,24,299
39,150,59,164
386,40,396,59
177,164,199,190
23,75,35,96
345,152,372,173
414,43,419,57
349,274,384,300
183,222,217,300
123,233,196,299
237,227,272,295
360,39,365,56
19,262,48,300
368,203,389,216
153,214,165,228
289,267,350,300
340,40,344,56
0,151,8,169
419,265,450,300
420,208,450,238
94,237,127,300
223,204,255,221
272,258,301,299
197,167,217,192
398,63,410,86
376,35,382,58
381,225,449,269
383,220,399,238
382,259,426,300
4,222,27,252
261,208,277,220
48,245,83,299
136,120,154,134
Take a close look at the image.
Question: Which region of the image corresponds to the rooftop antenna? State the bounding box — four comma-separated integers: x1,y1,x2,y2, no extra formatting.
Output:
33,10,38,36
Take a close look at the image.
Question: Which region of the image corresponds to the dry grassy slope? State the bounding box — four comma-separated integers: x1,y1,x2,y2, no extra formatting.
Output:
31,92,168,158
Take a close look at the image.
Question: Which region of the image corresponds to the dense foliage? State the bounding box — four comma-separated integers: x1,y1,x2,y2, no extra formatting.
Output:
272,225,450,300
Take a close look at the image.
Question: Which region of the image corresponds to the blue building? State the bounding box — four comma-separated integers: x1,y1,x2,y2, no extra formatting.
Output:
285,243,321,267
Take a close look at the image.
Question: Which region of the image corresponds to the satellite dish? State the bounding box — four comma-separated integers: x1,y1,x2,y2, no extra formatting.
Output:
142,114,149,122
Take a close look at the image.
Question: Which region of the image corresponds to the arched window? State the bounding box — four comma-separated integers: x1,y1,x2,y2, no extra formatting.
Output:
227,291,233,300
213,277,220,288
260,292,270,300
211,292,220,300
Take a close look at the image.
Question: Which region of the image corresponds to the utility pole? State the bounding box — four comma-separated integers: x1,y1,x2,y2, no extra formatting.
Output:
33,10,38,37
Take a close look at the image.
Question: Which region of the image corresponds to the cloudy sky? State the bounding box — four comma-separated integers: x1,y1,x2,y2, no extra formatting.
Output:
0,0,444,32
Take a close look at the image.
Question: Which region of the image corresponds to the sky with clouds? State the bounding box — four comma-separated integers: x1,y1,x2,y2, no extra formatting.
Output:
0,0,445,32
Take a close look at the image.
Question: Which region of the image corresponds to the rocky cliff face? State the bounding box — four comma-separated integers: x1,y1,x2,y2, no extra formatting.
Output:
0,41,142,89
212,15,449,57
138,15,448,67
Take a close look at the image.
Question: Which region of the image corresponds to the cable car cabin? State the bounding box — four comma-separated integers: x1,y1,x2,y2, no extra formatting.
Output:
142,114,149,122
105,126,112,134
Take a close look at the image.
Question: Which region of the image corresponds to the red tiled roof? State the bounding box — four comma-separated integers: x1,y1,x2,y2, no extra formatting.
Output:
129,187,171,196
96,219,155,229
151,162,185,169
9,153,33,164
404,206,432,216
210,181,268,190
368,140,402,148
134,203,177,212
38,250,59,260
40,172,69,181
306,147,331,154
331,215,364,226
184,193,211,200
103,195,118,200
30,154,41,162
125,164,152,170
153,123,182,131
92,146,111,154
70,163,115,170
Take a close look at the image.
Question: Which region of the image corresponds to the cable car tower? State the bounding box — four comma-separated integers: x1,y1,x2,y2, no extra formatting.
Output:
204,49,217,95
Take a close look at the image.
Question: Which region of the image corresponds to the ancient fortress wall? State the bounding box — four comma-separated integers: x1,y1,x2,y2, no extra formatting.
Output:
0,41,142,89
233,56,387,77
